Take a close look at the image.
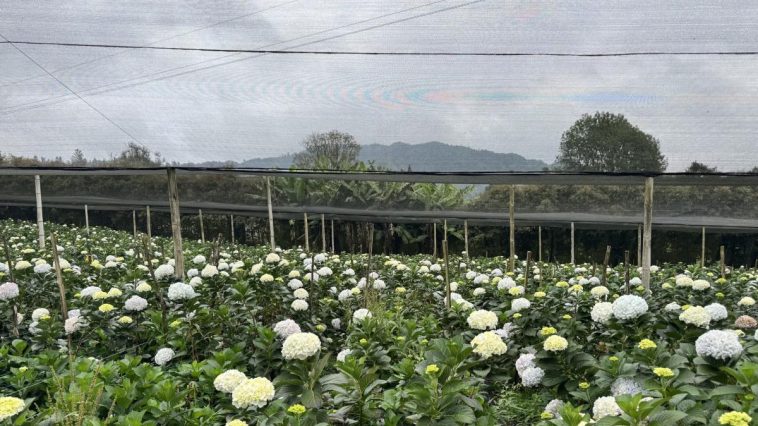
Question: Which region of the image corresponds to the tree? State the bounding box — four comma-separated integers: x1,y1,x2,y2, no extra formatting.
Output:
555,112,667,172
292,131,361,170
70,149,87,166
685,161,717,173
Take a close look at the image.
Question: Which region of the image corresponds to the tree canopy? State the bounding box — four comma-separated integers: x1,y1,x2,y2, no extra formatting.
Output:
292,130,361,170
555,112,668,172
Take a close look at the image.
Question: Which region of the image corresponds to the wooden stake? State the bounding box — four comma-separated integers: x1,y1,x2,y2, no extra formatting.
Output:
701,226,706,268
321,214,326,253
509,186,516,273
266,177,276,251
84,204,89,232
34,175,45,249
146,205,152,238
433,223,437,258
50,233,71,353
331,219,335,253
538,225,542,263
624,250,631,294
641,177,654,289
132,210,137,237
443,239,451,309
304,212,310,252
198,209,205,243
637,225,642,266
570,222,575,265
525,251,532,286
720,245,726,278
464,219,469,260
166,168,184,280
601,245,611,286
230,215,235,244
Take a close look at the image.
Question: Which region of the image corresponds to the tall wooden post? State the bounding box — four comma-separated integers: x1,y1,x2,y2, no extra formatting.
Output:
509,186,516,273
525,251,532,285
230,215,235,244
570,222,575,264
34,175,45,249
443,239,451,308
464,219,469,259
146,206,152,238
304,212,310,252
84,204,89,233
538,226,543,263
331,219,335,253
321,214,326,253
132,210,137,237
624,250,631,294
720,245,726,278
166,168,184,280
641,177,654,289
601,245,611,285
701,226,706,267
637,225,642,266
198,209,205,243
266,177,275,251
433,223,438,258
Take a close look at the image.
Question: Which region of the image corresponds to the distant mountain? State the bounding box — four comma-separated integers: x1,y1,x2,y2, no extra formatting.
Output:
190,142,548,171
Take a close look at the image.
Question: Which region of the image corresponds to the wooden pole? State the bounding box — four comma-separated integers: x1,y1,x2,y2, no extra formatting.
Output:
601,245,611,286
443,239,451,308
720,245,726,278
198,209,205,243
570,222,575,265
701,226,706,268
166,168,184,280
84,204,89,231
230,215,235,244
34,175,45,249
538,225,543,263
331,219,335,253
624,250,631,294
304,213,310,252
132,210,137,237
433,223,437,258
321,214,326,253
509,186,516,273
464,219,469,260
637,225,642,266
50,233,71,353
641,177,654,289
146,206,152,238
525,251,532,285
266,177,276,251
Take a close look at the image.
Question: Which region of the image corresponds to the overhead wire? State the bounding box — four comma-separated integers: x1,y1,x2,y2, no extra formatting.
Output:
0,0,478,116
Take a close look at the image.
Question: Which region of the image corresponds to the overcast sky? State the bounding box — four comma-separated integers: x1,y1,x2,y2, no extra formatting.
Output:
1,0,758,171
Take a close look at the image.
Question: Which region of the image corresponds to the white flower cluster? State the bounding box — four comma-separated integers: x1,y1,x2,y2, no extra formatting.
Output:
154,348,175,366
337,348,353,362
470,331,507,359
611,377,643,396
591,302,613,324
353,308,372,322
611,295,648,321
201,264,219,278
679,306,711,328
293,288,309,299
124,295,148,312
515,353,544,387
695,330,743,361
273,319,301,338
231,377,275,409
167,282,197,301
281,332,321,360
692,279,711,291
466,310,498,330
0,282,19,301
214,369,247,393
511,298,531,312
590,286,609,298
154,264,175,280
291,299,308,311
593,396,622,419
704,303,728,321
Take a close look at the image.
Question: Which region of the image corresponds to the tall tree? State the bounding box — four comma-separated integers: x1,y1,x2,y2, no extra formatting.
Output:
685,161,717,173
70,149,87,166
292,130,361,170
555,112,667,172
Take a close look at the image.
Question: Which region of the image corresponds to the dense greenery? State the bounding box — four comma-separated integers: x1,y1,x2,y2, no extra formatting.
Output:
0,220,757,425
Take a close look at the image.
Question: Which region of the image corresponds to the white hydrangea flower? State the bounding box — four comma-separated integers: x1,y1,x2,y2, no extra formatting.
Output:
317,267,333,276
281,332,321,360
521,366,544,387
201,264,218,278
473,287,486,296
273,319,301,338
692,279,711,291
265,253,281,264
64,316,84,334
676,275,693,287
167,282,197,301
590,286,609,298
372,279,386,290
695,330,743,361
124,295,148,312
353,308,372,322
591,302,614,324
154,348,175,366
470,331,507,359
32,308,50,321
288,279,303,290
664,302,681,312
187,268,199,278
154,264,175,280
611,295,648,321
80,286,102,298
737,297,755,306
192,255,206,265
136,281,152,293
466,309,498,330
611,377,643,396
679,306,711,328
545,399,564,418
337,348,353,362
629,277,642,286
291,299,308,311
705,303,728,321
511,298,531,312
0,282,20,301
232,377,275,409
593,396,622,419
331,318,341,329
293,288,309,300
338,289,352,302
34,263,52,274
189,276,203,287
465,271,477,280
515,353,536,376
213,369,247,393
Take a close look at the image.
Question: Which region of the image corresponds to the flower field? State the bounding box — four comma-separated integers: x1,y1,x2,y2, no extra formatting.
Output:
1,219,758,425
